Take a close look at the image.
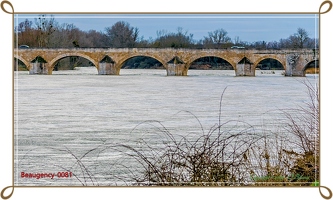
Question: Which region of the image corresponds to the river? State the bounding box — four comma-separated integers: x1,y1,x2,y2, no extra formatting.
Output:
14,67,318,186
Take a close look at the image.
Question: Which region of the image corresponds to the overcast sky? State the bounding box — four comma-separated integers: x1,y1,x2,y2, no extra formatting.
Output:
16,14,318,43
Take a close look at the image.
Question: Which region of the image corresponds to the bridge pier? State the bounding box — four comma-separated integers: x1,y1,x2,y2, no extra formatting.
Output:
98,56,119,75
235,57,255,76
98,63,119,75
285,53,304,76
29,56,50,75
167,63,187,76
166,56,187,76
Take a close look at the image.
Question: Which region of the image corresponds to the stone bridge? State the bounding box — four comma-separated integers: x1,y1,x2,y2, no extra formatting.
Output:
14,48,319,76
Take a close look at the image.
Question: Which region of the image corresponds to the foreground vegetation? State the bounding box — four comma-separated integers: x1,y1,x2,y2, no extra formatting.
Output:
55,81,319,186
121,82,318,186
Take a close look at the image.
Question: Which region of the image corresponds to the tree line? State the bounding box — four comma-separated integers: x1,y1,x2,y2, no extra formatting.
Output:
15,15,318,49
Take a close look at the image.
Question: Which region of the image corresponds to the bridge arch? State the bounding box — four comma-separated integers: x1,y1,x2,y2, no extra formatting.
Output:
303,60,319,74
255,58,284,70
49,53,98,71
187,56,234,70
253,56,285,70
116,55,166,72
14,55,30,70
186,55,235,70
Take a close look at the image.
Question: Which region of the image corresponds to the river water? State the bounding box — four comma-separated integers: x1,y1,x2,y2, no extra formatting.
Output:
14,67,318,186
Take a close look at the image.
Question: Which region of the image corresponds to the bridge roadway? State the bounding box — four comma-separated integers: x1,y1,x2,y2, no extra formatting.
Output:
14,48,319,76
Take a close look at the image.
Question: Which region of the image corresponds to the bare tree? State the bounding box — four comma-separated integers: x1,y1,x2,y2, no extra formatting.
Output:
209,28,231,44
34,14,57,47
51,23,78,48
86,30,108,47
153,27,194,48
105,21,139,48
289,28,310,48
203,28,231,48
15,19,35,47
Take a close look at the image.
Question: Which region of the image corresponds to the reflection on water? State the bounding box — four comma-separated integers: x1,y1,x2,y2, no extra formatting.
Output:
14,68,318,186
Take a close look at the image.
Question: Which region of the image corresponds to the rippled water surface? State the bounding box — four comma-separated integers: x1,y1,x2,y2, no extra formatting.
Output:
14,68,318,186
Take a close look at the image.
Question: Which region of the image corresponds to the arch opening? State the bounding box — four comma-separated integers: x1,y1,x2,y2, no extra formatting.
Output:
187,56,234,76
119,56,165,75
189,56,233,70
53,56,96,72
121,56,164,69
50,53,97,73
14,58,28,71
304,60,319,74
256,58,284,70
